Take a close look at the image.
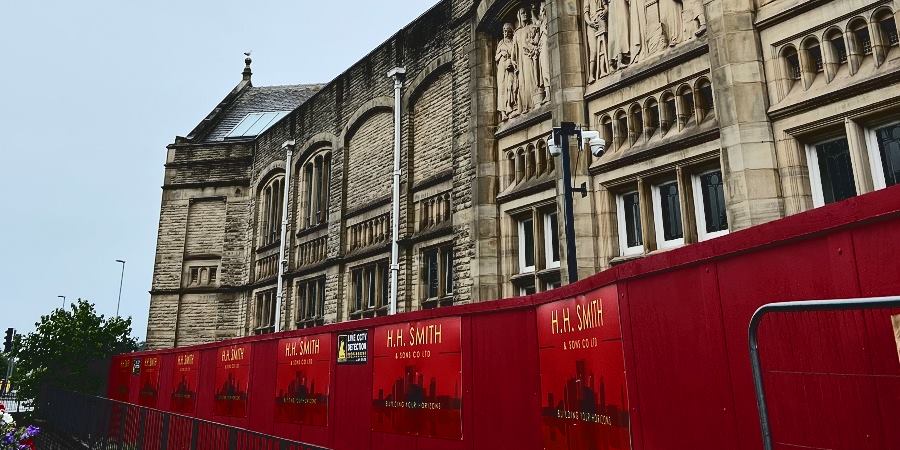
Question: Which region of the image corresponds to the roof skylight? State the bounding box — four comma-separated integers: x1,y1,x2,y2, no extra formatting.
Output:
225,111,289,139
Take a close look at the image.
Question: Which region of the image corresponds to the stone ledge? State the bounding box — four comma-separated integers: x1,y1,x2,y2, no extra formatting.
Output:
584,39,708,102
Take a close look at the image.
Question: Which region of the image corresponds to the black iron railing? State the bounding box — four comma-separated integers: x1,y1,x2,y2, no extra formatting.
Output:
36,388,328,450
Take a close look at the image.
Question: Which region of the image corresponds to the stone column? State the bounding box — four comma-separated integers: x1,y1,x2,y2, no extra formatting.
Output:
546,0,601,282
845,118,875,195
677,165,698,244
637,177,657,251
469,29,503,302
595,184,619,269
775,132,813,215
705,0,784,230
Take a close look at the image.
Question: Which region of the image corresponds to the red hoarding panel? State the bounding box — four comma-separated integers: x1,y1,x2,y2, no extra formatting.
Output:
274,334,331,426
171,351,200,414
214,343,251,418
138,355,161,407
536,286,630,450
108,187,900,450
109,356,133,401
372,316,462,440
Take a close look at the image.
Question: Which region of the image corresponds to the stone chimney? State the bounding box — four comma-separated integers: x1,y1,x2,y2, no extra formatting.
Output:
242,52,252,82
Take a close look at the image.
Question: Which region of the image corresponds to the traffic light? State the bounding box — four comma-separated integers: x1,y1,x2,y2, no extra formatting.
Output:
3,328,12,353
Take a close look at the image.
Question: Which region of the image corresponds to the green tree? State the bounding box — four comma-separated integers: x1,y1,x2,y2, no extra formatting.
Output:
12,299,137,402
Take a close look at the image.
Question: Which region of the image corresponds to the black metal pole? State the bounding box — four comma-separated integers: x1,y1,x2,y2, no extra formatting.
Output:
559,122,579,283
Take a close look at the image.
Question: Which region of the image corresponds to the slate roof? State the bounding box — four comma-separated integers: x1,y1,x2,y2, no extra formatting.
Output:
201,84,323,142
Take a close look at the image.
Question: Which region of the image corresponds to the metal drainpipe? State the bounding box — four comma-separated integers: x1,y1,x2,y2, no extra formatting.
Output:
274,140,295,332
387,67,406,315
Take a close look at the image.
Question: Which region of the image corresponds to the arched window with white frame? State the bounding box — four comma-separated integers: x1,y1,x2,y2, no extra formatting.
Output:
299,150,331,229
258,174,285,247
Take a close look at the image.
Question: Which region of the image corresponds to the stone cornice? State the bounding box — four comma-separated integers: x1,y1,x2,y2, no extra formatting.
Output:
584,40,709,102
161,179,250,190
496,176,556,203
495,107,553,139
164,156,252,168
768,0,893,47
769,66,900,121
589,127,719,175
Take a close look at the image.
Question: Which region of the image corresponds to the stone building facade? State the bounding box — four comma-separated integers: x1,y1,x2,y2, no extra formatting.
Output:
147,0,900,348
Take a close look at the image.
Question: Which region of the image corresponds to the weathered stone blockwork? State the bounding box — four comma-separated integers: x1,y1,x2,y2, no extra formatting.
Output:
147,0,900,349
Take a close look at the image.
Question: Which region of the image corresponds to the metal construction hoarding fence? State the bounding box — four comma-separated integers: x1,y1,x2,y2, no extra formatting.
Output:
109,186,900,450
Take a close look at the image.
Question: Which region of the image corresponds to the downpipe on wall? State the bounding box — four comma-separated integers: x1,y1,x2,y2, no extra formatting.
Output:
274,140,295,331
387,67,406,315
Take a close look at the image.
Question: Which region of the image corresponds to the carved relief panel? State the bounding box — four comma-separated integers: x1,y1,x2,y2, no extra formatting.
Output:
583,0,707,83
495,1,552,123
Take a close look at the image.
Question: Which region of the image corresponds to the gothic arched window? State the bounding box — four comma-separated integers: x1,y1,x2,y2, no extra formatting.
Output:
301,151,331,228
259,175,285,247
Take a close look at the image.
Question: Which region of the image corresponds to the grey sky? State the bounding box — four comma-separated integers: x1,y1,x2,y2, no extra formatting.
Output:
0,1,440,340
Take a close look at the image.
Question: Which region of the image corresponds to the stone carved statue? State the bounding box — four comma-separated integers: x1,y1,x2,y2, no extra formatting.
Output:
584,0,610,82
536,2,551,102
496,23,519,121
660,0,683,46
514,6,541,112
495,2,554,123
682,0,707,37
607,0,631,68
584,0,707,84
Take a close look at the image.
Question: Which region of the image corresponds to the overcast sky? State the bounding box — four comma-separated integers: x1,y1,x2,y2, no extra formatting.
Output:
0,1,440,341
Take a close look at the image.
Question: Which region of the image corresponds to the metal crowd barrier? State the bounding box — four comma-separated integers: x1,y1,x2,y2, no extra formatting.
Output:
36,388,329,450
748,296,900,450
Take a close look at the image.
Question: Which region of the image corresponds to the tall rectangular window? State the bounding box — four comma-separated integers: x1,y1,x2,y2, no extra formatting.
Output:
652,181,683,248
543,212,560,268
296,277,325,328
808,137,857,206
422,246,453,308
444,248,453,296
366,266,376,309
693,170,729,240
511,208,560,296
350,261,388,317
425,249,440,299
617,191,643,256
353,269,363,312
518,217,535,273
254,289,276,335
873,123,900,188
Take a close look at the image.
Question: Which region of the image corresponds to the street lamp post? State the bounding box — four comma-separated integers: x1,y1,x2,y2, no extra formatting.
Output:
115,259,126,318
548,122,605,284
58,295,66,310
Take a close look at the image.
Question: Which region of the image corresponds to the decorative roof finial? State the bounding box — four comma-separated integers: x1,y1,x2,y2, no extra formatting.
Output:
242,51,252,82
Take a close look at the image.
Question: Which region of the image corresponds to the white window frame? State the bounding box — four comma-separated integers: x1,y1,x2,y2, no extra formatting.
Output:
691,169,730,241
616,191,644,256
651,181,685,249
518,217,536,273
865,120,900,190
805,136,851,207
543,212,560,269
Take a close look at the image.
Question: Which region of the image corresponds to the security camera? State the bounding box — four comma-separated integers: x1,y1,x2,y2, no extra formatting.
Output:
590,138,606,157
580,130,606,157
547,133,562,157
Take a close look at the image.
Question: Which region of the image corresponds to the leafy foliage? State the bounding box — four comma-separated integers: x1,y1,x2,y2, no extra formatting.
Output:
11,300,137,403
